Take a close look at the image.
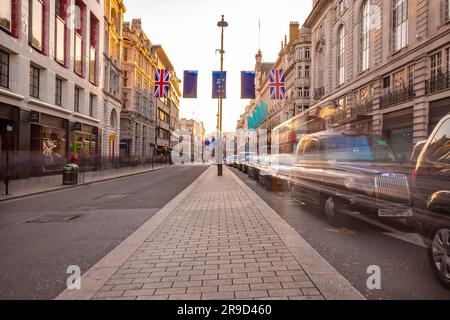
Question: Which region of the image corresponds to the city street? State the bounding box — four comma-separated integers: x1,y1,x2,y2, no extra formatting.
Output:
232,167,450,300
0,165,207,300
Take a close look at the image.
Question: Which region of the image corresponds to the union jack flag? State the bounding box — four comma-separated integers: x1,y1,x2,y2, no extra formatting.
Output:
269,69,285,100
154,69,171,98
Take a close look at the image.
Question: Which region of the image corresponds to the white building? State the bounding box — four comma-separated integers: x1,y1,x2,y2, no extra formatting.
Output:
0,0,104,177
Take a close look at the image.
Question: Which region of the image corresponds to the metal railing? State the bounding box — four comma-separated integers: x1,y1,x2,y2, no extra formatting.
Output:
380,86,415,109
350,100,373,118
426,72,450,94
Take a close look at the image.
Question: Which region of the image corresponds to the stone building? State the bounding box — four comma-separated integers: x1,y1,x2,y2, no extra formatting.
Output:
305,0,450,160
152,45,181,161
0,0,105,177
102,0,125,163
120,18,156,163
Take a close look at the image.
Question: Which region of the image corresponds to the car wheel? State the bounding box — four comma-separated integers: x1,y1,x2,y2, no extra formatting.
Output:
324,196,344,227
427,228,450,289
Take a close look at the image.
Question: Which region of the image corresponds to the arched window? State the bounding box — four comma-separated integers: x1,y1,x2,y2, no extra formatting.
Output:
360,0,370,72
393,0,408,51
337,26,345,86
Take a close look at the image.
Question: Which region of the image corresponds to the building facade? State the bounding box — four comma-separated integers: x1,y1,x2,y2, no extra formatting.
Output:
0,0,105,178
179,118,205,162
152,45,181,161
305,0,450,160
120,18,156,163
102,0,125,163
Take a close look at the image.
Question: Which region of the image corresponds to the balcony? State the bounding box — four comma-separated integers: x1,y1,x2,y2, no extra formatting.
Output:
350,100,373,118
314,87,325,99
426,72,450,94
380,86,415,109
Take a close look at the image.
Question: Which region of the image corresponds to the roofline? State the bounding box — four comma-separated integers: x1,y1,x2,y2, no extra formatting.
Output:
303,0,329,28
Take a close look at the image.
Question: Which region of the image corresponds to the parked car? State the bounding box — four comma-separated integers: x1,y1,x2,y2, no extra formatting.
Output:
289,130,412,226
411,114,450,289
237,152,256,172
259,153,295,191
247,156,267,181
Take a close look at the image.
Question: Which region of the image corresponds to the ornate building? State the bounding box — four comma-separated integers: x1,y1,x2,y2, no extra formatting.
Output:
305,0,450,160
120,19,156,163
152,45,181,160
102,0,125,163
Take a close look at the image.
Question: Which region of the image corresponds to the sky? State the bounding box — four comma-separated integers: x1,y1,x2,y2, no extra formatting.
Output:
124,0,313,134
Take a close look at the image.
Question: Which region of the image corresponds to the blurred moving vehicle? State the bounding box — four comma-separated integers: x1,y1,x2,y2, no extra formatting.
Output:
237,152,256,173
410,140,427,173
247,156,267,181
226,155,238,167
411,114,450,289
259,154,295,191
289,130,412,226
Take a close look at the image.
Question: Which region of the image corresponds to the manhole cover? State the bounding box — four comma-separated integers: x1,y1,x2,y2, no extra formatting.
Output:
21,214,82,224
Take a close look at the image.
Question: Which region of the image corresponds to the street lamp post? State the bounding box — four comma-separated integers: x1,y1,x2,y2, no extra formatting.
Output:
217,15,228,177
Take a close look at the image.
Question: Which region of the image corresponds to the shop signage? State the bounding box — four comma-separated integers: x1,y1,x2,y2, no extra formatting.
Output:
74,122,82,131
30,111,40,123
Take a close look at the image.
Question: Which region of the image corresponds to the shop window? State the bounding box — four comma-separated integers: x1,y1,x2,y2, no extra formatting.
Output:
42,126,67,172
30,65,40,98
0,49,9,88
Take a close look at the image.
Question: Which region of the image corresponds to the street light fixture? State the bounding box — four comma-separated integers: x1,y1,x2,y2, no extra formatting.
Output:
216,15,228,177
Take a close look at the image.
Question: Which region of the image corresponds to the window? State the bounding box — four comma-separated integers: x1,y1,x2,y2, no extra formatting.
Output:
298,66,302,78
55,77,62,106
0,49,9,88
123,47,128,61
298,87,302,98
383,76,391,91
446,0,450,21
29,0,44,51
123,71,128,87
305,48,310,59
89,45,96,83
89,13,99,84
430,52,442,79
337,26,345,86
427,119,450,164
305,66,310,77
74,33,82,76
55,0,66,65
408,65,414,89
89,94,96,117
393,69,405,91
74,87,80,112
304,87,310,98
393,0,408,51
29,65,40,98
360,0,370,72
0,0,12,32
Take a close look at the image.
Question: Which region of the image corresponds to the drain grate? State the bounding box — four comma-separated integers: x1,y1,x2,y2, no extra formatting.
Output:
21,214,82,224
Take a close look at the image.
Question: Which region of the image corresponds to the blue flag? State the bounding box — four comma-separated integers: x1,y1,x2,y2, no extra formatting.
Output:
241,71,256,99
183,70,198,98
212,71,227,99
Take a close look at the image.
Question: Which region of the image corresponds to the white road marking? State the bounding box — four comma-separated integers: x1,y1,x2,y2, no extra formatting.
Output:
349,214,427,248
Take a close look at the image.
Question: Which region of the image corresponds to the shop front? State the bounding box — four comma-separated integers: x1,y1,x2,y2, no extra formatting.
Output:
29,112,69,176
429,98,450,134
72,122,99,171
0,103,20,178
382,107,414,162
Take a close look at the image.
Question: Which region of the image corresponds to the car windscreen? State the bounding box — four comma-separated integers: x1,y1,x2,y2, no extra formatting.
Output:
323,136,396,162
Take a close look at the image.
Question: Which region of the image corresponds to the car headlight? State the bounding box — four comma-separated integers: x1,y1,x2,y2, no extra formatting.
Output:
344,177,374,195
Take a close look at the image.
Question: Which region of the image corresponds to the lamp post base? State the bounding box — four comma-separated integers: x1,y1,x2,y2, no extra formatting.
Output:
217,164,223,176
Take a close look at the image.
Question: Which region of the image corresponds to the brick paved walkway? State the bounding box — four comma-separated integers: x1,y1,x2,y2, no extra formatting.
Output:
57,165,363,300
